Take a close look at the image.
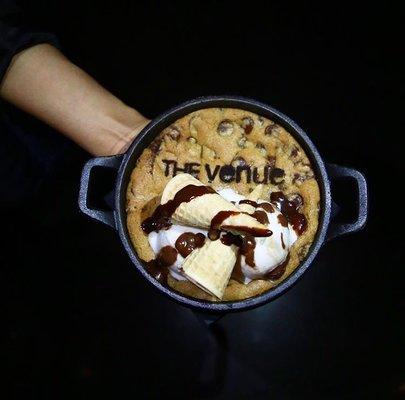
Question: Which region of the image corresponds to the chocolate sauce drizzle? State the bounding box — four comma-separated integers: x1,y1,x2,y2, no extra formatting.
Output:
145,245,178,283
141,184,216,234
231,247,290,282
209,211,241,240
220,232,243,247
231,253,244,283
259,202,275,213
239,200,275,213
277,214,288,227
266,255,290,280
239,199,258,207
241,235,256,267
209,210,272,240
270,192,307,235
175,232,206,258
222,194,300,281
251,210,269,225
280,232,285,249
224,230,289,281
142,184,305,286
220,232,256,267
141,183,273,238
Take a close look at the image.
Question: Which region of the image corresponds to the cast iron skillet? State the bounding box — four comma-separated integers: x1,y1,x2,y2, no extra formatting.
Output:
79,96,368,314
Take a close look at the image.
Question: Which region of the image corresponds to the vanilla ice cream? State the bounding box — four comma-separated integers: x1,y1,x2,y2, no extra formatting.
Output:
148,186,297,284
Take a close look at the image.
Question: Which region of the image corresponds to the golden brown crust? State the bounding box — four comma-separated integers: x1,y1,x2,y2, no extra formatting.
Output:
126,108,320,301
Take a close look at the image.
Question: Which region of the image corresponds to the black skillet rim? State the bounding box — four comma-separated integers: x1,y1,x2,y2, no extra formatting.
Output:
114,96,331,313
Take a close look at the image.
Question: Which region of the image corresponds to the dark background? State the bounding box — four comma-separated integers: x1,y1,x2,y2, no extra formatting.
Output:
2,1,403,399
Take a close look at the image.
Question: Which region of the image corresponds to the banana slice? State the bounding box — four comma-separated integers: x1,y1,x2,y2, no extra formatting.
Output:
181,239,237,299
161,174,269,234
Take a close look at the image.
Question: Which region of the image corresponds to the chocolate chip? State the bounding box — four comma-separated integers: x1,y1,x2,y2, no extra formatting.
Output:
269,168,285,184
241,117,254,134
293,171,314,185
267,155,276,168
217,120,234,136
166,126,180,141
291,146,299,158
237,137,247,148
150,137,163,154
257,116,265,127
255,142,267,156
288,193,304,209
293,173,302,184
265,123,280,136
232,156,248,167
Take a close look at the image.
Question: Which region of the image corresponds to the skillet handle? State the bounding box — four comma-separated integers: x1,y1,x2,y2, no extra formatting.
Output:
326,163,368,240
79,154,123,229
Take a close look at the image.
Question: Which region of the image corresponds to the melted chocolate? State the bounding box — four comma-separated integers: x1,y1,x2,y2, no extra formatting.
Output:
221,224,272,237
141,184,216,234
270,191,307,235
209,211,239,240
220,232,243,247
239,199,258,207
277,214,288,227
222,228,291,280
209,211,272,240
157,246,178,266
239,199,275,214
258,202,274,213
231,254,245,283
251,210,269,225
175,232,205,258
144,246,178,284
240,235,256,268
266,255,290,280
144,261,168,284
280,232,285,249
223,234,257,269
290,194,304,209
221,232,256,268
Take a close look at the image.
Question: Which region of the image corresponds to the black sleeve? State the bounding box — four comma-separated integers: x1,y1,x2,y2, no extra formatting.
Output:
0,0,60,83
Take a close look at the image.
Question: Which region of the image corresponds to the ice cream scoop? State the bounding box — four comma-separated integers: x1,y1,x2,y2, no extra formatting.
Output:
238,201,297,283
147,181,298,296
218,188,297,283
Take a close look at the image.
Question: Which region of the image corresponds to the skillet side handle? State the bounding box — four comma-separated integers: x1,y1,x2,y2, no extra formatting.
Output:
79,154,123,229
326,163,368,240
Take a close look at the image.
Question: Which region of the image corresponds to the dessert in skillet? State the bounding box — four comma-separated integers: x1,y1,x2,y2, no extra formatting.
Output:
126,108,320,301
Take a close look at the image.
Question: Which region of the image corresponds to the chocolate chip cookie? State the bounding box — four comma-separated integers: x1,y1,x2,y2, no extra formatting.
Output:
126,108,320,301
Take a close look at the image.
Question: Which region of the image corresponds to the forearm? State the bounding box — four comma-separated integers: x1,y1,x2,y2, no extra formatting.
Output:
0,44,149,156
